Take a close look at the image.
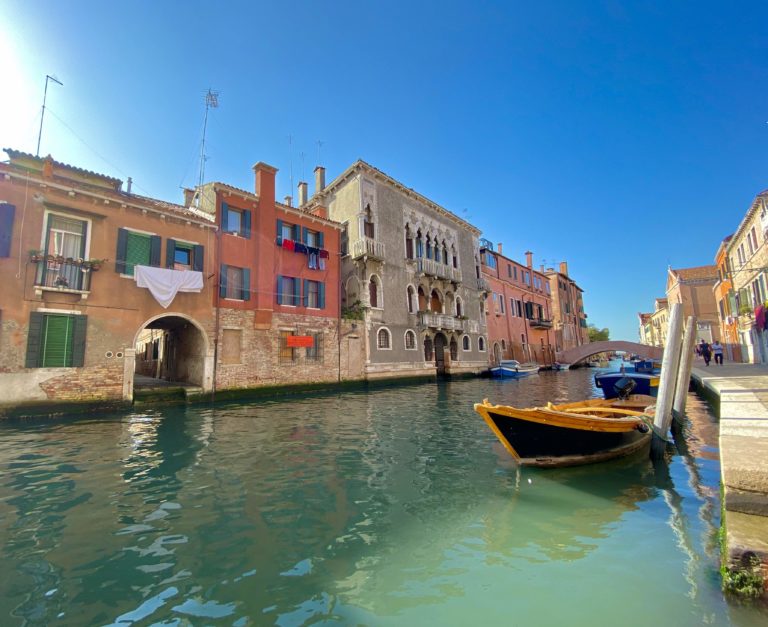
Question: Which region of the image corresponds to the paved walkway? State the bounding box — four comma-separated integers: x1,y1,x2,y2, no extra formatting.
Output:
689,360,768,579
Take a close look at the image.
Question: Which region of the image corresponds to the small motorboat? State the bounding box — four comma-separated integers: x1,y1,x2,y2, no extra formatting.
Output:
489,360,540,379
552,362,570,371
474,395,655,467
595,371,660,399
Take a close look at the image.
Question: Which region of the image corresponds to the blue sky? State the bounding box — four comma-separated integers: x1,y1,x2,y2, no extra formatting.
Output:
2,1,767,341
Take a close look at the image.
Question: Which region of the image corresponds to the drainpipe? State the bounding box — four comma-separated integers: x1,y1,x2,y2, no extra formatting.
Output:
212,220,221,401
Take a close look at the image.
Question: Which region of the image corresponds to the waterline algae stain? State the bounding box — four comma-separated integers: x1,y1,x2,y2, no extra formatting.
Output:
0,371,765,625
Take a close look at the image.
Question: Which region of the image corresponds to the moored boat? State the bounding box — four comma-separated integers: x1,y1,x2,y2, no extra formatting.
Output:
474,395,655,467
489,360,540,379
595,371,660,399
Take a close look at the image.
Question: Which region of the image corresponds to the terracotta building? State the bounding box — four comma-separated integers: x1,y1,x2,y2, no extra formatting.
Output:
194,163,347,389
0,149,218,412
713,235,742,362
724,190,768,363
544,261,589,352
665,265,720,345
479,241,554,365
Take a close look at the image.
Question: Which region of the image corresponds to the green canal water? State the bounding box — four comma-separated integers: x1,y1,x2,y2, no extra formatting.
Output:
1,368,766,626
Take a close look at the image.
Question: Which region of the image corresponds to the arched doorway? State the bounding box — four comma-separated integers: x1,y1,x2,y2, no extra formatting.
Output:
424,336,434,362
449,337,458,361
131,314,213,396
434,332,447,375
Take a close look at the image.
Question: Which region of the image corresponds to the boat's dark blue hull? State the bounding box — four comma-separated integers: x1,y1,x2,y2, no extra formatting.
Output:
595,372,659,399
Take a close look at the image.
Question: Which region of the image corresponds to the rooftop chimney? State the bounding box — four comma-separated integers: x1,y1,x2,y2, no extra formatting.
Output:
314,166,326,194
497,242,503,255
253,161,278,201
284,195,292,207
127,177,133,195
525,251,533,268
298,181,308,207
559,261,568,276
183,188,195,206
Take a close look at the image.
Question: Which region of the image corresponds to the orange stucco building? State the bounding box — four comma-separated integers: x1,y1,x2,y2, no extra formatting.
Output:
479,241,554,365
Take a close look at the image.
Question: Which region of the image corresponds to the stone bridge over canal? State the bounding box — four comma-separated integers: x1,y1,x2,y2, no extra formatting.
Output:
557,341,663,366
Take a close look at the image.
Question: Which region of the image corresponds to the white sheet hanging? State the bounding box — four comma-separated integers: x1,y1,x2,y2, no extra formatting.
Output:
134,265,204,308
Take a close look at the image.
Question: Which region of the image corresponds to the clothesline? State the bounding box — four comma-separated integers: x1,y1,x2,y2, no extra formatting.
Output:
281,238,329,270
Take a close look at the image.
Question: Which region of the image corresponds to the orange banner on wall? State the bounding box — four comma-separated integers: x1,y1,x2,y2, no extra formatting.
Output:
286,335,314,348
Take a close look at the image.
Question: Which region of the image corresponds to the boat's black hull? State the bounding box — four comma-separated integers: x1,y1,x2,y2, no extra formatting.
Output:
486,410,649,466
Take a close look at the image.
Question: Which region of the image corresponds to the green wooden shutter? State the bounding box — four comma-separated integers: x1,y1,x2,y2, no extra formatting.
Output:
25,312,44,368
293,278,301,306
166,239,177,268
242,268,251,301
221,202,229,231
319,282,325,309
193,244,204,272
115,228,129,274
276,220,283,245
292,224,300,241
276,276,284,304
302,227,309,245
220,264,228,298
125,232,151,276
71,315,87,367
303,279,309,307
41,314,74,367
0,203,15,257
243,210,251,239
318,231,324,249
150,235,162,266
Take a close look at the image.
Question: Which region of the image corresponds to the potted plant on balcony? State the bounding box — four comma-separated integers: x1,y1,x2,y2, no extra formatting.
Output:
28,249,44,262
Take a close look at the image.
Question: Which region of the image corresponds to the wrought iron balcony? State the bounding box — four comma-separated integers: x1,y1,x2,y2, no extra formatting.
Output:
351,237,386,261
528,317,553,329
476,277,490,293
33,257,93,296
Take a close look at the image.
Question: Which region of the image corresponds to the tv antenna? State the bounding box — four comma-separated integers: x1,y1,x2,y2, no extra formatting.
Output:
36,74,63,157
197,89,219,200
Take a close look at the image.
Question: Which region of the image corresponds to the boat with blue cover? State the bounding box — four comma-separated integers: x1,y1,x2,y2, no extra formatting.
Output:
489,360,540,379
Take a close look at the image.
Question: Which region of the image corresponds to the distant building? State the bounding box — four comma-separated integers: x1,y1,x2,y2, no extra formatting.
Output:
650,298,669,347
638,312,653,345
480,243,555,365
544,261,589,352
713,235,742,362
724,190,768,363
316,160,488,379
666,265,720,345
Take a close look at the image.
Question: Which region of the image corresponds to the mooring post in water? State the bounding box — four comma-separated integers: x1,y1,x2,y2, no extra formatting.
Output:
651,303,684,458
672,315,697,422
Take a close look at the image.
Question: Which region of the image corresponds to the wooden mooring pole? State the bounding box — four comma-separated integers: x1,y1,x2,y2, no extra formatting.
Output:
651,303,684,459
672,315,697,422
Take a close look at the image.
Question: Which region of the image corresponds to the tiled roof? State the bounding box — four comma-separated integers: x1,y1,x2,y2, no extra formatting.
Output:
670,265,718,281
3,148,122,185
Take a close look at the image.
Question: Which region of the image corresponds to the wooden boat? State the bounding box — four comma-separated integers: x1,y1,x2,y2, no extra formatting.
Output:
489,360,540,379
595,371,659,399
474,395,655,467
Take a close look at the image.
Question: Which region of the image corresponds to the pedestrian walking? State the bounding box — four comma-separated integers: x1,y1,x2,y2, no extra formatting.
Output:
700,340,712,366
712,340,724,365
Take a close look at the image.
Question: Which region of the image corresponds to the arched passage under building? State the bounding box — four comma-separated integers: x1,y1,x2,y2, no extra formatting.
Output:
124,314,214,400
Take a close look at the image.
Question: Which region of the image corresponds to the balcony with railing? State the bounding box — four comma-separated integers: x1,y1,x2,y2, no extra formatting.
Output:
476,277,490,293
351,237,386,261
415,257,462,283
32,257,95,298
528,317,553,329
419,311,463,331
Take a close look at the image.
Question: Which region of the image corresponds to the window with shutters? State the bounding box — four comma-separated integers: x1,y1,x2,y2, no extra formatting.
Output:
0,203,15,257
305,280,321,308
164,239,204,272
116,228,161,276
277,276,300,306
25,312,87,368
220,265,250,300
222,203,251,238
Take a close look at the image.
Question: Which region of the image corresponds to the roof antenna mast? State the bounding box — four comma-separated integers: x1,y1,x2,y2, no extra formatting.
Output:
197,88,219,203
36,74,63,157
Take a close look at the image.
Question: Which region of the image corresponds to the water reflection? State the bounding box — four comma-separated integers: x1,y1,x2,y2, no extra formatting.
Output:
0,371,765,626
